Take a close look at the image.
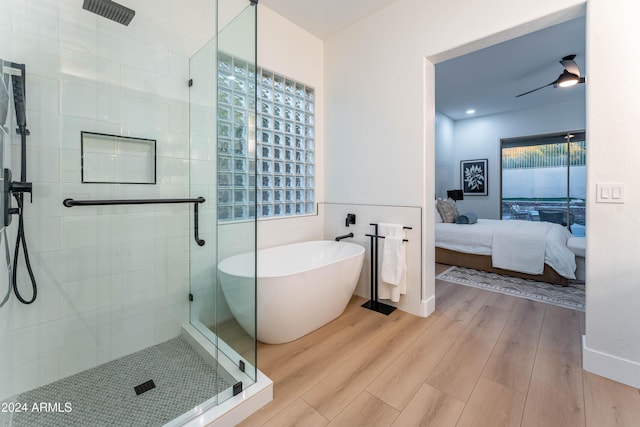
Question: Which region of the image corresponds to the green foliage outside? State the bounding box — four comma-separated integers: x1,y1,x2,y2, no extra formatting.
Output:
502,141,586,169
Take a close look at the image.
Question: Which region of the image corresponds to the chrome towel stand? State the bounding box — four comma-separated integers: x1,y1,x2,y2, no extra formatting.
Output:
363,223,411,315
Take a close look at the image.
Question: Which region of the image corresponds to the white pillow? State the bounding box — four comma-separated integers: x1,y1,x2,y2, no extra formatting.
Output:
435,200,443,223
436,198,459,223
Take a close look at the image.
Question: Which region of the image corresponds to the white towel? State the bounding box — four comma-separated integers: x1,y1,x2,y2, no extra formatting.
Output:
378,223,407,303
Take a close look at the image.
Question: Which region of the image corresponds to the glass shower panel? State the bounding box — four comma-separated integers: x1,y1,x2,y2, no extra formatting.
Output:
189,0,257,408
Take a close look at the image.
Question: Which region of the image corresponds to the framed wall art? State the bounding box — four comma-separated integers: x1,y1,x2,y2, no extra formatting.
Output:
461,158,488,196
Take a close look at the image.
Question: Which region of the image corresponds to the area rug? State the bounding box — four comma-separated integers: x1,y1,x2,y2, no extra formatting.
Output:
436,266,585,312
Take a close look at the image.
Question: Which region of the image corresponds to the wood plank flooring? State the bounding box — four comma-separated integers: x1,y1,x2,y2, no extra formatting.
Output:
236,264,640,427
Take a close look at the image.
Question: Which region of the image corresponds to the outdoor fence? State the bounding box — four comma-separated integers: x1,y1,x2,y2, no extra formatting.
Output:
502,141,586,169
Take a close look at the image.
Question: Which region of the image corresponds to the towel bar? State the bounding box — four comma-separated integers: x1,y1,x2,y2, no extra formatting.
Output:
62,197,206,246
362,223,410,315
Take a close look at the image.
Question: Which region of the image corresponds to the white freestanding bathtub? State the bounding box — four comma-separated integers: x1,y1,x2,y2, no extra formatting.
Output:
218,240,365,344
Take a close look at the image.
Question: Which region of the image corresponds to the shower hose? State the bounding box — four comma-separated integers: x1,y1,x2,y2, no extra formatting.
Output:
11,192,37,304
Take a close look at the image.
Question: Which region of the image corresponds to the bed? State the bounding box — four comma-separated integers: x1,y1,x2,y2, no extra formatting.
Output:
435,219,576,285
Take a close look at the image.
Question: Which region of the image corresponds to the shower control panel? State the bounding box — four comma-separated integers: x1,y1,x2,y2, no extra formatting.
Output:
3,168,16,226
3,168,32,226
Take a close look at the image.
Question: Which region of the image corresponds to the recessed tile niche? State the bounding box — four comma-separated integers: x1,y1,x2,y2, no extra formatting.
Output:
81,132,156,184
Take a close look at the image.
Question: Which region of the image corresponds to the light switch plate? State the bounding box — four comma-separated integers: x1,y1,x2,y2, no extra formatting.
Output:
596,183,625,203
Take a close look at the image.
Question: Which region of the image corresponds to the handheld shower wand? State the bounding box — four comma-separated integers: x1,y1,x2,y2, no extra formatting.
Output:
2,62,37,305
12,66,30,183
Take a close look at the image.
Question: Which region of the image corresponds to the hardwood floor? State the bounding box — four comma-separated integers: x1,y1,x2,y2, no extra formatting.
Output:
237,264,640,427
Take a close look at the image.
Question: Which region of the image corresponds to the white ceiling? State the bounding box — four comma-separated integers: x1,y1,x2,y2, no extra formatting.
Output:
259,1,585,122
436,16,586,121
260,0,399,40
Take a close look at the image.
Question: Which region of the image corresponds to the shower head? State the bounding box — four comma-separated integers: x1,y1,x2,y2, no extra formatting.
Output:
83,0,135,26
3,62,27,130
11,74,26,129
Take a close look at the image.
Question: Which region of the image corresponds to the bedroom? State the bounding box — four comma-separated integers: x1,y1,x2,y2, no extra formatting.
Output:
434,15,586,294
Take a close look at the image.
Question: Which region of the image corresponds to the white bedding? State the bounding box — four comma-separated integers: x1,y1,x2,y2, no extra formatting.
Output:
491,220,550,275
435,219,576,279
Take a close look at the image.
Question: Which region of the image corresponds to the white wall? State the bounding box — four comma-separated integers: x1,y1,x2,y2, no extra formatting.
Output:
0,0,216,399
323,203,428,317
255,7,325,249
435,112,454,199
446,99,585,219
582,0,640,388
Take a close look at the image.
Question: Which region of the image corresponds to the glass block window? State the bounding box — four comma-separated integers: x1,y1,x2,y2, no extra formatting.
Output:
217,53,315,221
217,52,256,222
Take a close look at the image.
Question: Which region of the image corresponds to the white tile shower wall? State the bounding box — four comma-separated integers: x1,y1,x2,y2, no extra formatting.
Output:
0,0,215,399
321,203,425,317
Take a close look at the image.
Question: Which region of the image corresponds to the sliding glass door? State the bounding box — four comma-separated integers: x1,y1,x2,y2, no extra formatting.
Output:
501,131,586,237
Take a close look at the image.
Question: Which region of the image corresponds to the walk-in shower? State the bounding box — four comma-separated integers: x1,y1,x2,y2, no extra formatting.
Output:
0,0,268,425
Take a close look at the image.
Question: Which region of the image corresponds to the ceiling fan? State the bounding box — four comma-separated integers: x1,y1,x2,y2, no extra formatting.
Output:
516,54,586,97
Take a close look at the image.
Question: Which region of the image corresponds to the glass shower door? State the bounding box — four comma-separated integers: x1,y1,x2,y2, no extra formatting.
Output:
188,0,257,408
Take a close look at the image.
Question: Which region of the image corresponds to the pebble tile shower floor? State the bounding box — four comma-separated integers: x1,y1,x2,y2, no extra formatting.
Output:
2,337,233,427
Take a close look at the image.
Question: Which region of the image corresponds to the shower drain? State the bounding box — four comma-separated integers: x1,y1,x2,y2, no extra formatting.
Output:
134,379,156,395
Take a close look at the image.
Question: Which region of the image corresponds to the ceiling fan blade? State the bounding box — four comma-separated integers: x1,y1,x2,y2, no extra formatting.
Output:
578,77,586,84
560,55,581,77
515,81,556,97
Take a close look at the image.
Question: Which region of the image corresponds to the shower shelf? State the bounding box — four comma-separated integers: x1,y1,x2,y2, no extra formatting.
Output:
62,197,206,246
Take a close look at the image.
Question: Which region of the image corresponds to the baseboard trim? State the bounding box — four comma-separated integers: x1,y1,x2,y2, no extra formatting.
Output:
419,295,436,317
583,335,640,388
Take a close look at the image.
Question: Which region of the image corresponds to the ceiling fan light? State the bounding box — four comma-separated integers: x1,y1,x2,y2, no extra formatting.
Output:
557,70,579,88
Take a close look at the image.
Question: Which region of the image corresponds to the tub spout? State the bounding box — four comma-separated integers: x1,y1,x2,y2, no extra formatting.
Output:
335,233,354,241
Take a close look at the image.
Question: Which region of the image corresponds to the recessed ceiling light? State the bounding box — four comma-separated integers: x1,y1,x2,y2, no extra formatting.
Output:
466,109,476,115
